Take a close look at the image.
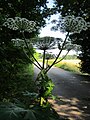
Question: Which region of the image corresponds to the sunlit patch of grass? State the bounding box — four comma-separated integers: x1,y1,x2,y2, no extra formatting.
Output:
48,59,81,73
38,59,81,73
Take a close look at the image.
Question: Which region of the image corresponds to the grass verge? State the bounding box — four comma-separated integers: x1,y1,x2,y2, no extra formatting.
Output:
48,59,81,73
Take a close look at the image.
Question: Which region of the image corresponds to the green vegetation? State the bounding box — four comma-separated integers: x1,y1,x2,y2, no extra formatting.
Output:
0,63,36,101
55,60,80,73
0,101,60,120
48,59,80,73
0,63,60,120
34,52,42,59
54,0,90,74
0,0,89,119
0,17,60,120
63,55,77,60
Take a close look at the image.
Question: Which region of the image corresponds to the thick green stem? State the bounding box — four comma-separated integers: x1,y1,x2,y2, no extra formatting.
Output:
45,32,69,73
23,48,41,70
42,49,46,69
46,59,48,68
54,50,70,65
22,32,42,69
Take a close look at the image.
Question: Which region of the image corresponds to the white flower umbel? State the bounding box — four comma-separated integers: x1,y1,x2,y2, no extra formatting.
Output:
3,17,42,70
52,15,90,33
11,38,32,47
33,37,56,50
11,38,25,47
3,17,36,33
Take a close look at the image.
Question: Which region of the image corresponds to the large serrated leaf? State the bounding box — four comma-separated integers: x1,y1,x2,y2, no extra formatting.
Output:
0,102,36,120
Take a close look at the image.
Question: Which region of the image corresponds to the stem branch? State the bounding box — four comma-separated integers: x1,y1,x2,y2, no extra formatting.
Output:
22,32,42,69
42,49,46,69
23,48,41,70
45,32,69,73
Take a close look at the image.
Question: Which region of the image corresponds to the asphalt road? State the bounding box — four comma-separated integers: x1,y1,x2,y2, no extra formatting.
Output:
34,66,90,119
48,67,90,99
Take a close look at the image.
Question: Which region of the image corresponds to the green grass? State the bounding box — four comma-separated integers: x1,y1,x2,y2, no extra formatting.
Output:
15,64,36,94
48,59,81,73
38,58,81,73
55,60,80,73
0,63,36,101
21,64,34,78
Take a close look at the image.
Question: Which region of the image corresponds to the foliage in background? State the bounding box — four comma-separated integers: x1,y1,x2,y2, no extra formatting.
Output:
53,0,90,74
1,16,61,119
0,1,58,118
0,42,34,100
0,63,36,101
34,52,42,59
0,0,52,101
63,55,77,60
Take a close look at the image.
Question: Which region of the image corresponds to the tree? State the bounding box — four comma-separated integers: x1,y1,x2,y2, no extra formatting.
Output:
53,0,90,74
0,0,52,100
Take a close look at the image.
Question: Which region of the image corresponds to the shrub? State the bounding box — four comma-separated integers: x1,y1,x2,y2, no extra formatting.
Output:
0,63,36,101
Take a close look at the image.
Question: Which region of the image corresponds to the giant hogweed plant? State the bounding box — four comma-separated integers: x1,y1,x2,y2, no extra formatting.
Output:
31,15,90,103
0,17,60,120
3,16,89,106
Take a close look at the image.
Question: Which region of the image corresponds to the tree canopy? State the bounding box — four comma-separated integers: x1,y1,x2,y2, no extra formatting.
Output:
0,0,52,100
53,0,90,74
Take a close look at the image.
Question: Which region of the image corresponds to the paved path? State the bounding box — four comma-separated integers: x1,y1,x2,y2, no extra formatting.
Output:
34,66,90,120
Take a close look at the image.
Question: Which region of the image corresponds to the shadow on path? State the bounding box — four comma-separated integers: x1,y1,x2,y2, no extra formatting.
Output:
34,66,90,120
49,95,90,120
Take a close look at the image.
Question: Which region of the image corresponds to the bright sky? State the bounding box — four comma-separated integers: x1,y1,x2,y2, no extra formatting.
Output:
39,0,63,38
38,0,76,55
39,3,65,40
39,14,65,40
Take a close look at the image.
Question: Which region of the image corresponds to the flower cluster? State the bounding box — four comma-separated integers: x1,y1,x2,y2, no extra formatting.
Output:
3,17,36,33
11,38,32,48
11,38,24,47
52,15,90,33
33,37,56,50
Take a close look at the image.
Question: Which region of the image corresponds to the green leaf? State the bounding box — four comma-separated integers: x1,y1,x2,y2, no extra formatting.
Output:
24,110,37,120
0,102,38,120
40,97,46,106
